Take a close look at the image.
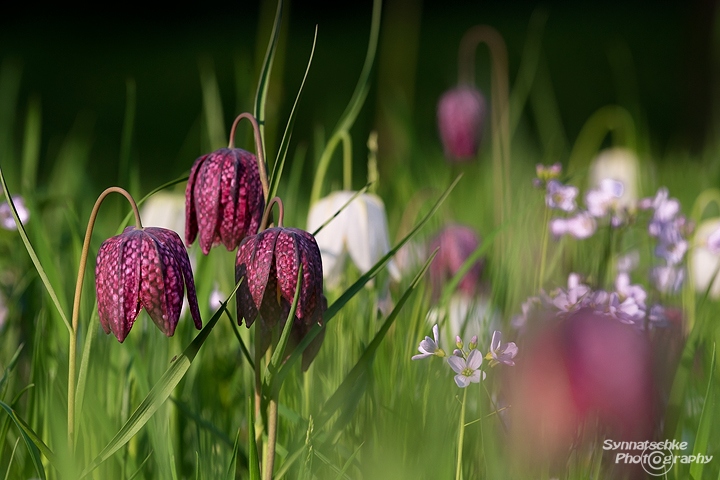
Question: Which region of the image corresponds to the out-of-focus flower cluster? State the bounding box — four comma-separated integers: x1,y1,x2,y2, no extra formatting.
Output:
639,187,691,293
412,324,517,388
536,162,630,240
513,272,671,332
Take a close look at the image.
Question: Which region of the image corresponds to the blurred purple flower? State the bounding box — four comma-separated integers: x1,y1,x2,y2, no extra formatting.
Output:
585,178,624,218
185,148,264,255
650,265,685,294
546,180,578,212
437,86,487,161
0,195,30,230
487,330,518,366
533,162,562,188
552,273,591,314
549,212,597,239
95,226,202,342
235,227,326,370
447,349,485,387
428,224,483,300
614,272,647,310
412,324,445,360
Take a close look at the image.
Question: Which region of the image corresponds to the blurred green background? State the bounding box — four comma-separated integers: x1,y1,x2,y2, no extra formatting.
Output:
0,0,714,195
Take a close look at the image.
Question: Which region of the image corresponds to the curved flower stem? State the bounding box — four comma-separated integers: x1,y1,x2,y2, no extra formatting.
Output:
455,388,468,480
567,105,636,175
458,25,511,245
229,113,270,203
310,129,354,206
68,187,142,452
260,196,285,231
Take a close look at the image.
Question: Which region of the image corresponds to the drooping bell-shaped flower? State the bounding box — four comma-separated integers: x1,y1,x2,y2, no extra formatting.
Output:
428,224,484,300
95,226,202,342
236,226,326,370
306,191,400,287
437,86,487,161
692,218,720,299
185,148,264,254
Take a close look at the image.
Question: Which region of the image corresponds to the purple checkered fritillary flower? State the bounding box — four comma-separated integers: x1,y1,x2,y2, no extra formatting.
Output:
185,147,265,255
95,226,202,342
235,227,327,370
437,86,487,161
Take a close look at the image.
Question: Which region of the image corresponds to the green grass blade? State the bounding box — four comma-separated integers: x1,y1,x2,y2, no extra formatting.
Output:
0,344,23,396
268,26,318,201
225,428,242,480
127,450,153,480
309,0,381,204
267,266,303,383
333,442,363,480
248,397,261,480
333,0,381,135
254,0,283,151
274,175,460,385
199,59,226,148
74,309,98,438
315,249,436,430
79,283,241,478
663,317,703,439
0,401,53,478
689,343,715,480
0,164,71,332
3,437,20,480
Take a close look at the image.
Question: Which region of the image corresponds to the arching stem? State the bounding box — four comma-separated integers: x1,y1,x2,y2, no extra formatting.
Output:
229,113,270,203
260,196,285,232
68,187,142,452
310,130,354,205
458,25,511,240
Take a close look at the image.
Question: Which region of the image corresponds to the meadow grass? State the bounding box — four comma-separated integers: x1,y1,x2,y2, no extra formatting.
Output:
0,2,718,479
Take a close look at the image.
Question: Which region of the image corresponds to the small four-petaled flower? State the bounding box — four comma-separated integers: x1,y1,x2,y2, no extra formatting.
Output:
447,349,485,387
486,330,518,367
412,324,445,360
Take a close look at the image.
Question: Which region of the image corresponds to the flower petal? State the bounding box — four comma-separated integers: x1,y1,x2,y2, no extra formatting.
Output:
193,153,223,254
447,356,465,374
454,374,470,388
146,227,202,330
466,349,483,370
185,153,209,247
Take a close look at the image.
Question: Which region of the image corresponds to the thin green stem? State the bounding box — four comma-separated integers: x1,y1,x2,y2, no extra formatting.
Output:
69,187,142,452
310,130,352,205
455,388,468,480
341,130,353,191
537,205,550,291
264,396,279,480
229,113,269,203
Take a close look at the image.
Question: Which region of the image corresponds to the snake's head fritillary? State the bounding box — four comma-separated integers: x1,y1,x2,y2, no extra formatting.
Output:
437,86,487,162
185,148,265,255
235,227,326,370
95,226,202,342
